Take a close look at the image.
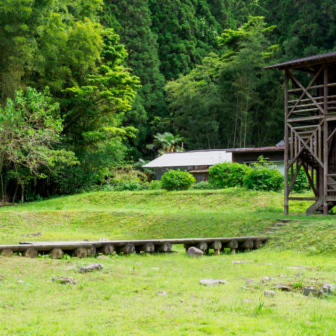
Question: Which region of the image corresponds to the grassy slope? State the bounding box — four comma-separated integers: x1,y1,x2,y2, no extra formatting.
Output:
1,189,336,335
0,189,322,245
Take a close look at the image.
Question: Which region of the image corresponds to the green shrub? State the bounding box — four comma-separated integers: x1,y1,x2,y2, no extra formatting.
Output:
190,181,217,190
289,164,311,193
161,169,196,191
148,180,162,190
209,162,252,188
114,180,148,191
243,158,284,191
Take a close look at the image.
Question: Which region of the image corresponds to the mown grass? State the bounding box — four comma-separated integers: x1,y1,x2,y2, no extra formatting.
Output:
1,188,336,335
0,189,320,245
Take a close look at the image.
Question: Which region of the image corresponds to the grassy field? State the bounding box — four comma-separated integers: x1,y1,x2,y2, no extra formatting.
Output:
1,189,336,335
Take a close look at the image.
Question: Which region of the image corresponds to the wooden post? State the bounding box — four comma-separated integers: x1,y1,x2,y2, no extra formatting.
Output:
118,244,135,255
73,247,87,258
252,240,262,250
323,63,328,215
284,69,289,215
1,248,13,257
156,242,172,253
238,240,254,252
23,247,37,258
99,244,114,255
211,241,222,255
139,243,155,253
87,246,96,256
50,248,63,259
226,240,238,254
196,241,208,251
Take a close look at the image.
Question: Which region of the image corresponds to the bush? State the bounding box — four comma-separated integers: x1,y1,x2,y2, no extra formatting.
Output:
114,180,148,191
289,164,311,193
190,181,217,190
209,162,252,189
148,180,162,190
243,159,284,191
161,169,196,191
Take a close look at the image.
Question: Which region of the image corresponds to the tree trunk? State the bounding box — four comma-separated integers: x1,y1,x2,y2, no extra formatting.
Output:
21,184,24,203
12,183,19,203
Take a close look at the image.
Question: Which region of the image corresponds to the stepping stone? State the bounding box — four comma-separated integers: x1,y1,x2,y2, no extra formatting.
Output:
52,276,77,285
278,219,291,223
264,290,276,297
200,279,228,286
187,247,203,257
272,284,291,292
269,227,280,230
78,263,104,273
266,232,277,234
303,286,323,297
276,223,286,226
322,283,336,294
262,277,277,283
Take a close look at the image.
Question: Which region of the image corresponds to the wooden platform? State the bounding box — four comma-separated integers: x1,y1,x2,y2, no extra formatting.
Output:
0,236,267,258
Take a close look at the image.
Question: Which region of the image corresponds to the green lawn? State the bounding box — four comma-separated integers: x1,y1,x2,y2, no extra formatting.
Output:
1,189,336,335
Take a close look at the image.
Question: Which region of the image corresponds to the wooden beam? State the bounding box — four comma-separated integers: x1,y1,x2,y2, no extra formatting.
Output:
284,69,289,215
327,128,336,142
302,162,318,196
288,65,324,118
323,63,328,215
288,197,319,201
288,115,324,123
288,160,302,194
288,71,325,115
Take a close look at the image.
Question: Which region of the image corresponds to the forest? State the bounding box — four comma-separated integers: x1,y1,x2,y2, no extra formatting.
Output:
0,0,336,200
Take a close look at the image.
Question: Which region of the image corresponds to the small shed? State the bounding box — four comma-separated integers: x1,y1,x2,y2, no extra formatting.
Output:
229,144,285,174
143,145,285,181
143,150,231,182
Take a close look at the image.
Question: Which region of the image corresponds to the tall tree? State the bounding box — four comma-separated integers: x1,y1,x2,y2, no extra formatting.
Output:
0,0,104,104
253,0,336,58
102,0,167,159
149,0,222,80
0,87,76,202
165,17,284,149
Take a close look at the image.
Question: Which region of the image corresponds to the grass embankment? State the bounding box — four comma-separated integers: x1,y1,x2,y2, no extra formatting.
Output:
0,189,320,245
1,189,336,335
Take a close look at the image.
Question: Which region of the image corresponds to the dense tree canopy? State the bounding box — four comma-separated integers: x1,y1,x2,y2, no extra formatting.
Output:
165,17,283,149
1,0,336,199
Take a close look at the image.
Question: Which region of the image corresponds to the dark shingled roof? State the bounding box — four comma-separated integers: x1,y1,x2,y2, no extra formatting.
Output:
226,146,284,153
264,51,336,70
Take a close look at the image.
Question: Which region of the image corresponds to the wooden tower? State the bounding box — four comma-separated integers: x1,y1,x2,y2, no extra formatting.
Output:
266,52,336,215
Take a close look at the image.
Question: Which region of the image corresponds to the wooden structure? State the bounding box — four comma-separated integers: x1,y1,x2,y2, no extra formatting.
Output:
266,51,336,215
0,236,267,258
